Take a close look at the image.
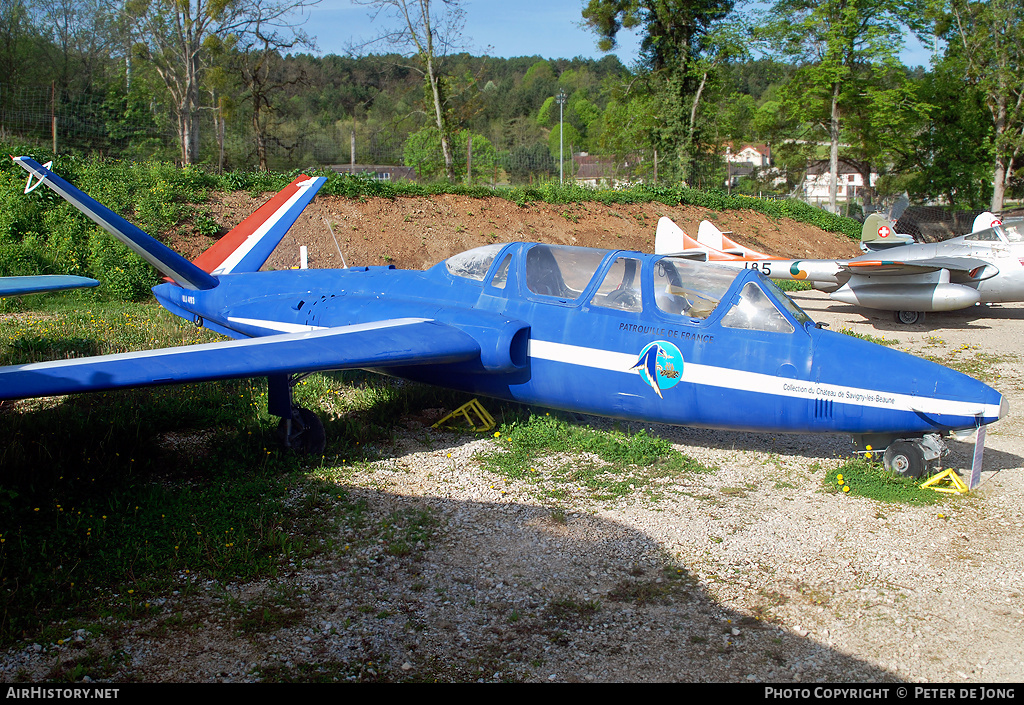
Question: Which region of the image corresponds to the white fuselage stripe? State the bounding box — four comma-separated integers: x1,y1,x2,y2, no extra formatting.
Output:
226,316,328,333
528,339,999,419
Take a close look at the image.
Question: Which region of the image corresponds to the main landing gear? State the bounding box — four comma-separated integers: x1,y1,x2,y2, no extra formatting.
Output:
268,373,326,455
894,310,924,325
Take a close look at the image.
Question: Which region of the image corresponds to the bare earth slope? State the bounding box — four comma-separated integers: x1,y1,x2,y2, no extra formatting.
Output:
191,192,863,272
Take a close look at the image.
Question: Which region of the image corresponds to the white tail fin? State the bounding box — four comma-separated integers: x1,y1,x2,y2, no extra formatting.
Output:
972,212,1001,233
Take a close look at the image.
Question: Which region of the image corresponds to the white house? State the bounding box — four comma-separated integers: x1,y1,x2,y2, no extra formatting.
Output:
724,144,771,168
803,160,878,203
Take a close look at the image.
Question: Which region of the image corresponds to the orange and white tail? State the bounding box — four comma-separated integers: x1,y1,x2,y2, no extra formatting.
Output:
655,217,745,261
696,220,770,259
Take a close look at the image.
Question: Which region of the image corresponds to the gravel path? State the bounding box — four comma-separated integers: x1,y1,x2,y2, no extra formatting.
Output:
3,293,1023,683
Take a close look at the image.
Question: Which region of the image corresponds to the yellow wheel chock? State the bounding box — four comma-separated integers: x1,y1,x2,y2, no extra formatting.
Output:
431,398,496,433
920,468,970,495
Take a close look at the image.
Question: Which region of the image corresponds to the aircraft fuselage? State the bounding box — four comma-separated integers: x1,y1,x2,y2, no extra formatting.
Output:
154,243,1004,439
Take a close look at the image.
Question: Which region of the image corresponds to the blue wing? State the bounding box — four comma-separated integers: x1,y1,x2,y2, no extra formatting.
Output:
0,318,480,401
0,275,99,297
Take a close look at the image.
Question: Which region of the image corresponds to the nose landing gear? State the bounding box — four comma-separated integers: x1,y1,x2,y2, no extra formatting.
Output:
881,435,947,478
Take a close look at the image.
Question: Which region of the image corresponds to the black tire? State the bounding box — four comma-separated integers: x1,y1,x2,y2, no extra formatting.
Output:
883,440,926,478
276,407,326,455
894,310,922,325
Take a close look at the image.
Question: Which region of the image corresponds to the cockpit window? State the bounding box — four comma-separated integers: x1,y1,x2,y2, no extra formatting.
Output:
490,253,511,289
720,282,795,334
965,229,1002,242
653,257,738,319
1000,220,1024,243
965,219,1024,244
446,244,505,281
592,256,642,312
525,244,605,299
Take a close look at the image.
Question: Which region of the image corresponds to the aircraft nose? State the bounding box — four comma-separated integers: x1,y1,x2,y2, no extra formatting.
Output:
1000,395,1010,421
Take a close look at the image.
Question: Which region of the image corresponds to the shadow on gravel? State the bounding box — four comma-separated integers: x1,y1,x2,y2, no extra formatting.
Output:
788,291,1024,333
235,489,909,683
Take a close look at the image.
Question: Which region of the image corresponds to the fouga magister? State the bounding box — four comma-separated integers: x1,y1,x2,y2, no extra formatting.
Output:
0,158,1006,478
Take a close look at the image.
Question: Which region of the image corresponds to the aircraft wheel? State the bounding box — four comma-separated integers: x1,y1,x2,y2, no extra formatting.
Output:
276,407,326,455
883,440,926,478
894,310,923,325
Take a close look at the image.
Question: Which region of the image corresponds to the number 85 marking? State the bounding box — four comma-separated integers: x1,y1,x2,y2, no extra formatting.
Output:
745,261,772,277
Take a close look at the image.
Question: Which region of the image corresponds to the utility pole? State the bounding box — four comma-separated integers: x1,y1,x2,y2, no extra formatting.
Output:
556,90,567,185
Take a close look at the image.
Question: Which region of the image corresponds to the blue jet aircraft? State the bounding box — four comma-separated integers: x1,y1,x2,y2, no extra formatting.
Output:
0,158,1007,478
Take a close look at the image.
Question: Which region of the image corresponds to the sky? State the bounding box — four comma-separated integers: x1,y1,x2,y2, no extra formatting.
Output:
301,0,934,68
306,0,646,65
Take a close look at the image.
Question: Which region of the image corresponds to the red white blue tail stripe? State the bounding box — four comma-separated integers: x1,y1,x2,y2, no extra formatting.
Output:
192,174,326,275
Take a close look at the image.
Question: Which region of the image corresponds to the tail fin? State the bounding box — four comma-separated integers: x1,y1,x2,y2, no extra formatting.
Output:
655,217,741,261
971,212,1001,233
15,157,219,291
696,220,770,259
655,217,702,256
861,213,913,251
696,220,728,251
192,174,326,275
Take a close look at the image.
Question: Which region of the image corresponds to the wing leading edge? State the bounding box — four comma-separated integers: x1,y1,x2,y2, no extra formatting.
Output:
0,318,480,401
0,275,99,296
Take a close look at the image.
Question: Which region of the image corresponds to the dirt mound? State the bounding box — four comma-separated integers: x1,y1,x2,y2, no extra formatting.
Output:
198,193,862,272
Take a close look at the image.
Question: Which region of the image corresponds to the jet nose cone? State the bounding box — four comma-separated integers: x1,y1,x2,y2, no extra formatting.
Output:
1000,395,1010,421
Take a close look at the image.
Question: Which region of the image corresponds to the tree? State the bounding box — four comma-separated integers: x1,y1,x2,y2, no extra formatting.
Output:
123,0,246,164
934,0,1024,211
505,141,554,184
595,77,660,180
0,0,36,103
123,0,317,165
582,0,736,182
891,67,992,208
757,0,920,213
31,0,117,95
404,125,492,181
353,0,467,181
219,0,318,170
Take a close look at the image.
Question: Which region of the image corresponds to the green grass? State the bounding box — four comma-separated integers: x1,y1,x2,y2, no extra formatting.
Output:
0,296,222,363
773,280,814,292
0,298,466,647
824,460,951,505
476,412,715,503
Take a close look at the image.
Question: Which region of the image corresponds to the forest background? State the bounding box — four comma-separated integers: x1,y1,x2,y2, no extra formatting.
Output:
0,0,1021,216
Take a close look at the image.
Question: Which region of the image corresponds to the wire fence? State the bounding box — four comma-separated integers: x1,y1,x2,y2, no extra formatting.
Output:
1,82,1011,231
0,83,165,155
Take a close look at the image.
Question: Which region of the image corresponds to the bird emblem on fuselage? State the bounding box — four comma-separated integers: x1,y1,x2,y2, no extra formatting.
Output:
631,341,685,398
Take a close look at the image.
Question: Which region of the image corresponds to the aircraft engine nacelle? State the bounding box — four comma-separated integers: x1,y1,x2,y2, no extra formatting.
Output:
830,282,981,312
447,316,531,373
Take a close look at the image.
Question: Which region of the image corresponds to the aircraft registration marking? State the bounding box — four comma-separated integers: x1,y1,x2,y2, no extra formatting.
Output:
528,339,999,419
